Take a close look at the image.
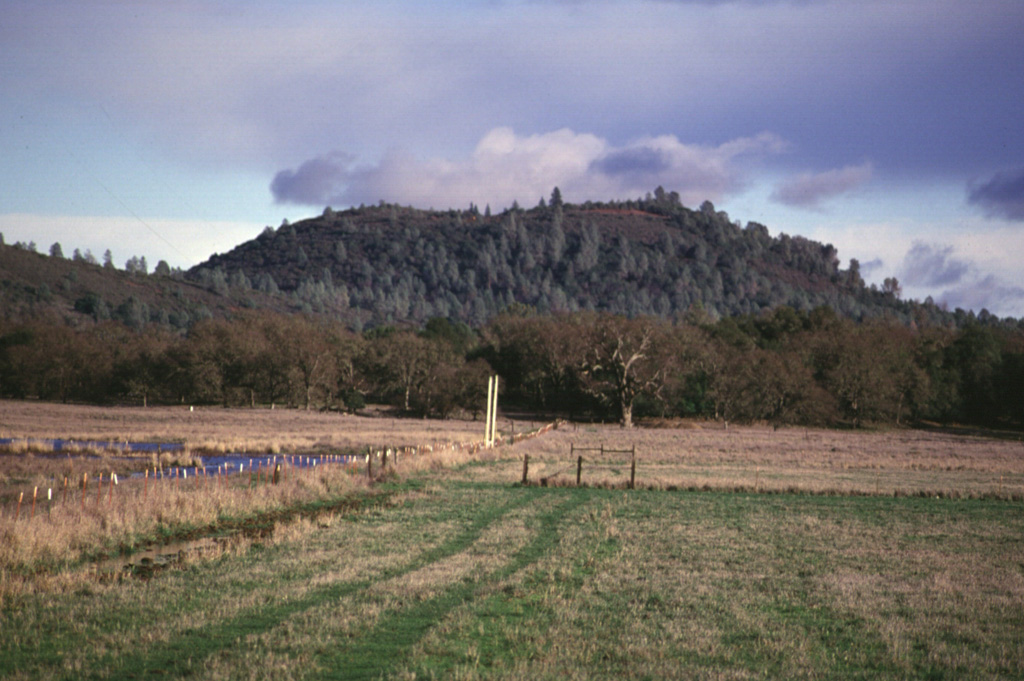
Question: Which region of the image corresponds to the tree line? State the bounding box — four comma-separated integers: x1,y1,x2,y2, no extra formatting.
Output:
1,306,1021,430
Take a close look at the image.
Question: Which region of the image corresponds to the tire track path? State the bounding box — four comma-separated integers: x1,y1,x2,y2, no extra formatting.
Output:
77,488,545,680
308,490,590,680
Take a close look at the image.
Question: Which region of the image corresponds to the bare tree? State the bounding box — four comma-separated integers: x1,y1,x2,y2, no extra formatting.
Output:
574,313,669,428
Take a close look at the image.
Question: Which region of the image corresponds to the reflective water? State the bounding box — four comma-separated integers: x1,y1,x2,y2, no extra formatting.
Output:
0,437,184,452
134,453,362,479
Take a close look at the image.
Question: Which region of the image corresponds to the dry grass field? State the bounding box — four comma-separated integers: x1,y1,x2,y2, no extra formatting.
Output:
0,399,499,454
0,401,518,596
493,421,1024,499
1,402,1023,679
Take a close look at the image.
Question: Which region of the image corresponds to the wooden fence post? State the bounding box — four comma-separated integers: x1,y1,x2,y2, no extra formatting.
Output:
576,456,582,487
629,449,636,490
521,454,529,485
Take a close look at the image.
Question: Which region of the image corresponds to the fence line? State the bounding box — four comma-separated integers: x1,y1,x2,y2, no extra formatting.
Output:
3,420,564,523
523,442,637,489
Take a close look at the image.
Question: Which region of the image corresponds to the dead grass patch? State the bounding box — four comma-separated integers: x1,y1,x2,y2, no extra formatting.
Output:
0,399,494,453
472,423,1024,499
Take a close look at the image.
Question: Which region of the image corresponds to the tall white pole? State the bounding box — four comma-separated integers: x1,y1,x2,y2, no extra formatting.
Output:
485,375,495,447
489,375,499,446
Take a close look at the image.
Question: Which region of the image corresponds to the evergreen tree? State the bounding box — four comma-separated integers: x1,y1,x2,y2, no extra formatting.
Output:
550,186,563,208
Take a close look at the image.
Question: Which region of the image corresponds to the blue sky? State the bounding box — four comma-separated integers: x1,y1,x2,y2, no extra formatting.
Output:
2,0,1023,316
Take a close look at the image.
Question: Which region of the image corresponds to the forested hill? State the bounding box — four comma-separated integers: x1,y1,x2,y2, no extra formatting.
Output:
194,191,941,329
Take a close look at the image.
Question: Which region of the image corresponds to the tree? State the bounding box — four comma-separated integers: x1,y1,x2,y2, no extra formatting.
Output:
49,242,64,258
164,321,226,405
945,324,1002,425
711,347,834,427
286,316,336,410
125,255,148,274
103,250,114,269
550,186,563,209
882,277,902,299
329,328,368,412
572,313,670,428
113,327,172,407
115,295,149,330
251,314,293,407
809,321,903,427
7,324,106,403
367,330,456,414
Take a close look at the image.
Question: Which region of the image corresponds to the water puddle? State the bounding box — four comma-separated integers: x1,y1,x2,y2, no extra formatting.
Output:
96,536,229,579
94,492,384,580
130,452,363,480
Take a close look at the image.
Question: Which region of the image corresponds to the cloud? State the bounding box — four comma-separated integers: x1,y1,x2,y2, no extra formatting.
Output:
770,162,873,209
592,147,671,177
899,242,970,287
889,238,1024,317
937,275,1024,317
967,167,1024,220
271,127,786,210
858,257,885,276
5,0,1023,177
270,153,358,207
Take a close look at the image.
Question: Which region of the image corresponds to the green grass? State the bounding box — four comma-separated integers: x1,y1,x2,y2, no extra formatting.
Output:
2,468,1023,680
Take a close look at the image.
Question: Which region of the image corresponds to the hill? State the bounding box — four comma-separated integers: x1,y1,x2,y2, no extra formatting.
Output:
192,191,953,329
1,190,1012,333
0,240,291,330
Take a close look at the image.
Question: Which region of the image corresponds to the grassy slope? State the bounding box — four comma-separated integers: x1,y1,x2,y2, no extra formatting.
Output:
2,468,1023,680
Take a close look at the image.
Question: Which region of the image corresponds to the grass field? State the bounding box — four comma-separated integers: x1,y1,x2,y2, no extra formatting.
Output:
503,422,1024,499
1,404,1023,679
0,399,499,454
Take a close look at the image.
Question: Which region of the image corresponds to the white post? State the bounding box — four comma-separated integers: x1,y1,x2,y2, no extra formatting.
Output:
489,375,499,446
485,375,495,447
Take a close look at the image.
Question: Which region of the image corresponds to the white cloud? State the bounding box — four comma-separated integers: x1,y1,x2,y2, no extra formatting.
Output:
803,217,1024,317
271,127,786,210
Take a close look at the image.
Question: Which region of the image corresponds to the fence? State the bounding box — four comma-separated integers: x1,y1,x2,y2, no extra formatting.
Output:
521,443,638,489
6,453,367,522
3,420,564,523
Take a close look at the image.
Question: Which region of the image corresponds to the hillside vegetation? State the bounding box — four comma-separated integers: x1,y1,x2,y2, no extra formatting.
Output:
0,239,291,330
194,190,968,329
3,189,1019,333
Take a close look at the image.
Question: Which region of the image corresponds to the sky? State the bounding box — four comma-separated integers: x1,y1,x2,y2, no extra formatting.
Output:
2,0,1023,317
